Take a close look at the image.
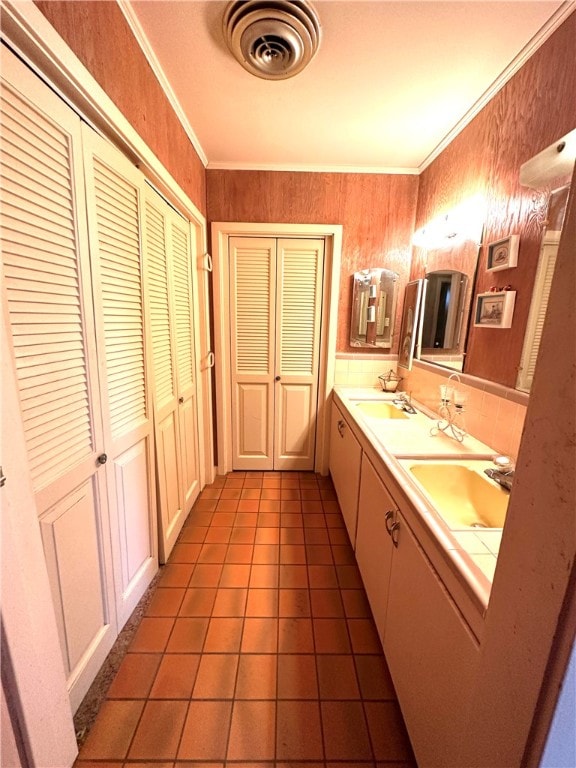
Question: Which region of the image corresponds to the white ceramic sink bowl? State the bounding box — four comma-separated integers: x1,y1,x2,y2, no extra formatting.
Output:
353,401,409,420
401,459,509,530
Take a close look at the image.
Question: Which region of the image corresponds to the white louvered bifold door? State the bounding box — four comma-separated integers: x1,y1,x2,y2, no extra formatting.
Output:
230,237,276,469
144,186,200,561
81,125,157,629
274,239,324,470
0,49,117,711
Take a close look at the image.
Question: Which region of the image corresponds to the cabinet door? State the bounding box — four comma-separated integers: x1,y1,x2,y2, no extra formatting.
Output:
82,126,158,628
355,454,395,645
384,512,479,767
329,402,362,546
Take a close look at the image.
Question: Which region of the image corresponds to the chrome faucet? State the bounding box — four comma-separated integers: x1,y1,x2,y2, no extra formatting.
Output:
393,391,416,414
484,456,515,491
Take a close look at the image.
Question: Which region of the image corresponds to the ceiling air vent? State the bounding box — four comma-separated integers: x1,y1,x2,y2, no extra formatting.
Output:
223,0,321,80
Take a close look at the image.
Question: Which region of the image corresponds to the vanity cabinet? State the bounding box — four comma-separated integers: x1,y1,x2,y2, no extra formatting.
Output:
355,453,396,645
384,508,479,767
329,402,362,546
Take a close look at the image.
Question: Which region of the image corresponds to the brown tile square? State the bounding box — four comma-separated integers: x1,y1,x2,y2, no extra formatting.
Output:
280,527,305,544
204,617,244,652
322,500,340,514
304,527,330,545
198,542,228,564
166,617,209,652
178,588,217,617
205,527,232,544
258,505,280,519
321,701,372,760
280,489,300,501
150,654,200,698
341,589,372,618
107,653,161,699
320,488,337,500
231,527,256,544
225,477,245,488
246,588,278,617
313,618,351,653
191,499,218,513
300,473,319,486
332,545,356,565
261,488,281,500
237,499,259,513
278,617,314,653
301,488,321,499
262,476,281,488
227,701,276,760
129,618,174,653
170,543,202,563
159,563,194,588
281,475,300,488
355,655,397,700
325,513,345,529
241,617,278,653
235,511,258,525
79,700,144,760
280,544,306,564
317,475,334,489
235,654,277,699
210,475,227,486
193,654,238,698
328,527,351,546
279,564,308,588
243,478,263,488
279,588,311,617
220,563,251,587
249,564,279,587
212,588,248,616
364,701,414,761
220,488,242,500
145,588,185,617
308,564,338,588
276,701,323,760
225,543,254,564
178,701,232,760
348,618,382,654
179,526,208,543
255,527,280,544
277,654,318,699
252,544,279,564
280,510,302,525
310,589,345,618
317,655,360,699
190,563,223,587
213,508,238,521
306,545,333,565
128,700,187,760
200,487,222,499
336,564,364,589
303,511,327,526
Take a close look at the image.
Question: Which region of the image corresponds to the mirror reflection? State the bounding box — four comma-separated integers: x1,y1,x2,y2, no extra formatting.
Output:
350,267,398,347
418,270,469,372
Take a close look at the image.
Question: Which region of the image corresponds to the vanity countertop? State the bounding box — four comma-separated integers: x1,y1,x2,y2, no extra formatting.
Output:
332,386,505,627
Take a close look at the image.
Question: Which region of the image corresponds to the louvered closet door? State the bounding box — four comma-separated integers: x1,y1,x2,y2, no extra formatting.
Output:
144,186,200,561
0,49,117,711
230,237,276,469
81,125,157,628
274,238,324,469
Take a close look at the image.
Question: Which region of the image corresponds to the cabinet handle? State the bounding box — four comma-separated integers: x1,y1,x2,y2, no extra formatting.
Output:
337,419,346,437
207,351,215,368
97,453,108,465
179,396,184,404
205,252,213,272
390,520,400,548
385,509,395,533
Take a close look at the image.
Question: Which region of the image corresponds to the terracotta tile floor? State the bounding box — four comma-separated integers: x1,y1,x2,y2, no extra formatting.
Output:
74,471,416,767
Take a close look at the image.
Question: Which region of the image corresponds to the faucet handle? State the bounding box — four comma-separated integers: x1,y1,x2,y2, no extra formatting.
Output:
493,455,515,471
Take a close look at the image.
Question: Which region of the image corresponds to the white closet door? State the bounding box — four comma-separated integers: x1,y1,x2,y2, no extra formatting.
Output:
81,126,157,628
274,238,324,470
230,236,276,470
0,50,117,711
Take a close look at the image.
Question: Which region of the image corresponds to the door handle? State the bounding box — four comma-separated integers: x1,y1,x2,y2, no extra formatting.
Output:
207,351,215,368
97,453,108,465
275,376,281,382
337,419,346,437
179,396,184,404
205,252,213,272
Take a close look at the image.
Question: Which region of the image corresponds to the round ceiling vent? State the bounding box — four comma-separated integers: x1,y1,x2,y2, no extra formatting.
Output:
223,1,321,80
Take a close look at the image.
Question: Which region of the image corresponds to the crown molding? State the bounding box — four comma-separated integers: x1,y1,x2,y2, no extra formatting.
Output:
418,1,576,174
117,0,208,168
206,161,419,175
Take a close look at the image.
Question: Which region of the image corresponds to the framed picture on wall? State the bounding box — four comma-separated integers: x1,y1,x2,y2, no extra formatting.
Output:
474,290,516,329
486,235,519,271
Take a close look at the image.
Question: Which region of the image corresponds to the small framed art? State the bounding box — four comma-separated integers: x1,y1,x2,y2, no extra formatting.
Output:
474,290,516,329
486,234,519,272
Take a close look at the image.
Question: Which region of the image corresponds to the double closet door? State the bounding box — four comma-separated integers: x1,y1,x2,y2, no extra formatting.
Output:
230,236,324,471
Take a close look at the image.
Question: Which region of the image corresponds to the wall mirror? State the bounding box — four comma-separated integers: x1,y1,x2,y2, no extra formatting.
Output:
350,267,399,347
398,279,424,370
418,270,470,372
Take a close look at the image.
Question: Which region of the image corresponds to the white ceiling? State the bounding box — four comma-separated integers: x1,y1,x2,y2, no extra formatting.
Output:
124,0,568,173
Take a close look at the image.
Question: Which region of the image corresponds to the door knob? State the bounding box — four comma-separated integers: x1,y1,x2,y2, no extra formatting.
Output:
97,453,108,465
275,376,281,382
179,396,184,404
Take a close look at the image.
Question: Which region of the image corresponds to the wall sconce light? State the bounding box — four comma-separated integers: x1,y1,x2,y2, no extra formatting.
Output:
412,194,486,249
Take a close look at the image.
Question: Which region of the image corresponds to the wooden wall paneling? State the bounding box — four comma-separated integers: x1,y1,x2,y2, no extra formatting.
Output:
33,0,207,215
207,170,419,354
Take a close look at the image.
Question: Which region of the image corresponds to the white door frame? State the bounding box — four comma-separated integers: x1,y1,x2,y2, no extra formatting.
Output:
212,222,342,476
